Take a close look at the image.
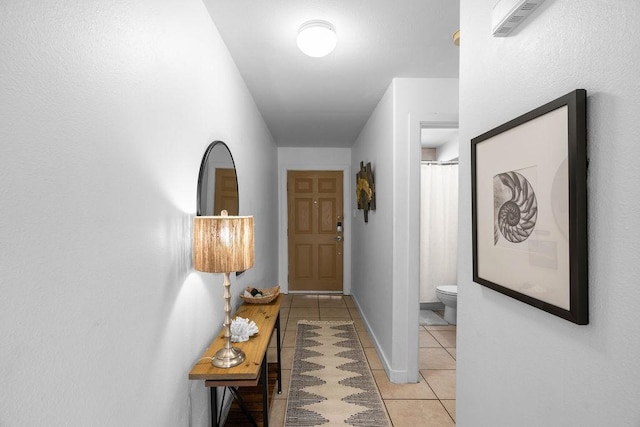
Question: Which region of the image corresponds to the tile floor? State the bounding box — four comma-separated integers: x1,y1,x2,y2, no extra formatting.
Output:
267,294,456,426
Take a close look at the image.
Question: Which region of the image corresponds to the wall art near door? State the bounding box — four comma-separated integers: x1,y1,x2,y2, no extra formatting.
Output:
356,161,376,222
471,89,588,325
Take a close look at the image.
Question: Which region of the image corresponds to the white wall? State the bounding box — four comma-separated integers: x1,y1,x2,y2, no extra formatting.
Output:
0,2,278,426
277,147,352,294
351,84,395,374
457,1,640,425
351,78,458,383
436,135,459,161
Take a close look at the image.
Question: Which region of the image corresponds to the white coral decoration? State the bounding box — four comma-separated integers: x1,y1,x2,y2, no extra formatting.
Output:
230,317,259,343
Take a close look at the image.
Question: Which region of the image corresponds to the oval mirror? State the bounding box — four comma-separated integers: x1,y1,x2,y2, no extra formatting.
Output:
196,141,238,216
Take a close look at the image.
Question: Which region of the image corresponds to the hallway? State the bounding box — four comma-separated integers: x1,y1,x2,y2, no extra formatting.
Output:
268,294,456,426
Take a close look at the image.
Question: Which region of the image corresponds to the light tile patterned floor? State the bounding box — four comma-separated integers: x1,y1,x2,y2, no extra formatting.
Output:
268,294,456,426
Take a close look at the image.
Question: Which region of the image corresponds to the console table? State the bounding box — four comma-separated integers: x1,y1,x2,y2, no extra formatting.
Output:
189,294,282,427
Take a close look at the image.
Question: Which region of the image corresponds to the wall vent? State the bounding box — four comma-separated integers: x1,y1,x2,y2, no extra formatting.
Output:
492,0,545,37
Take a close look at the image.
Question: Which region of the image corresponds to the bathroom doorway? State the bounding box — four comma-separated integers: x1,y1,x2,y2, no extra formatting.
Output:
419,123,459,325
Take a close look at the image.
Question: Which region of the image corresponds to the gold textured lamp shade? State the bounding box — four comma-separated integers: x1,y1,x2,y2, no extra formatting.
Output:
193,214,254,273
193,210,255,368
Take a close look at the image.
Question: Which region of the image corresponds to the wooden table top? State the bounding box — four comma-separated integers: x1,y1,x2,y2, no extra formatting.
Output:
189,294,282,382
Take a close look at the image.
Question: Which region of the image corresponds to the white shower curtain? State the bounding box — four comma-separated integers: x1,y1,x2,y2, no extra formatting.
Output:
420,163,459,302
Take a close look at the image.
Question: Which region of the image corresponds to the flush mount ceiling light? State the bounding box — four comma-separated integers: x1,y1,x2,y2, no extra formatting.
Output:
297,20,337,57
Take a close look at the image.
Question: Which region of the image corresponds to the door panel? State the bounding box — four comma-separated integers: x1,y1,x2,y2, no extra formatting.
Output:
294,245,313,278
294,199,313,233
317,244,336,279
213,168,239,216
288,170,344,292
319,199,336,233
318,178,337,192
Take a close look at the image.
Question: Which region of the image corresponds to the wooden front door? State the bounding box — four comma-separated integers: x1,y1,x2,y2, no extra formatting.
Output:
287,170,344,292
213,168,239,216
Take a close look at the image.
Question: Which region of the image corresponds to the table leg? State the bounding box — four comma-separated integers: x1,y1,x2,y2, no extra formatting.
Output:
262,356,269,427
276,312,282,394
210,387,218,427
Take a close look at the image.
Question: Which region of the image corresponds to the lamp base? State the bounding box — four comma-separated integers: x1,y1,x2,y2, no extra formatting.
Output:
212,346,246,368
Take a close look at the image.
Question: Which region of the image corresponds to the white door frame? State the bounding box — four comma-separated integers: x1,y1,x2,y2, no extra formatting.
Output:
278,162,352,294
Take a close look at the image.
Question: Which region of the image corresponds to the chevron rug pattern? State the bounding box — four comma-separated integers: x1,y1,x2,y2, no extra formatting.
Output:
285,320,391,426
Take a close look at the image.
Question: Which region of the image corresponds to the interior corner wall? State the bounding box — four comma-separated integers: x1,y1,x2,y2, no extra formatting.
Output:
458,1,640,425
351,78,458,383
0,2,278,426
436,135,459,161
351,83,395,378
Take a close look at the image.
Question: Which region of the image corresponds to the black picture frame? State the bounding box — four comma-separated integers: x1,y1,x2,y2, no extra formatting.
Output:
471,89,588,325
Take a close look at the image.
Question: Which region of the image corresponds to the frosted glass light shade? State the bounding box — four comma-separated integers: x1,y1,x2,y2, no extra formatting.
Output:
297,20,337,58
193,213,254,273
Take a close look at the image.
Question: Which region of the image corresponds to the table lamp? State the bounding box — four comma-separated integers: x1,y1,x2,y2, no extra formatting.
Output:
193,210,255,368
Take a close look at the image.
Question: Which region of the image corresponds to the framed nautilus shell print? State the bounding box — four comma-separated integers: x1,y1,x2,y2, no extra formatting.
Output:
471,89,588,325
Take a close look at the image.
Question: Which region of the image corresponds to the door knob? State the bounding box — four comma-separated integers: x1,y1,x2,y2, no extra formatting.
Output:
335,236,343,242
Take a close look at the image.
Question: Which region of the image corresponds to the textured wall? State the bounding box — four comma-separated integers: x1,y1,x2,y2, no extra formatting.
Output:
458,0,640,425
0,1,278,426
436,136,459,161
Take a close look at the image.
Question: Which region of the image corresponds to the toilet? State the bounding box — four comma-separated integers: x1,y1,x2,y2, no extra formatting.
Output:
435,285,458,325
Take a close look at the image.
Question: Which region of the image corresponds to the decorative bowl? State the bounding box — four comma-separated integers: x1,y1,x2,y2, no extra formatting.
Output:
240,285,280,304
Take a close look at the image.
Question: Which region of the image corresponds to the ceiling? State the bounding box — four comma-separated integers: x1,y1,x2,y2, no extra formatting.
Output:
421,127,459,148
203,0,460,148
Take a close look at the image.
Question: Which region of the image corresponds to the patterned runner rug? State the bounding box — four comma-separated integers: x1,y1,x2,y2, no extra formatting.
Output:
285,320,391,426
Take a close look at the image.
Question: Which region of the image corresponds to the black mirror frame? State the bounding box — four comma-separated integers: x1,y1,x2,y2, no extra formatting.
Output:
196,141,244,276
196,140,238,217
